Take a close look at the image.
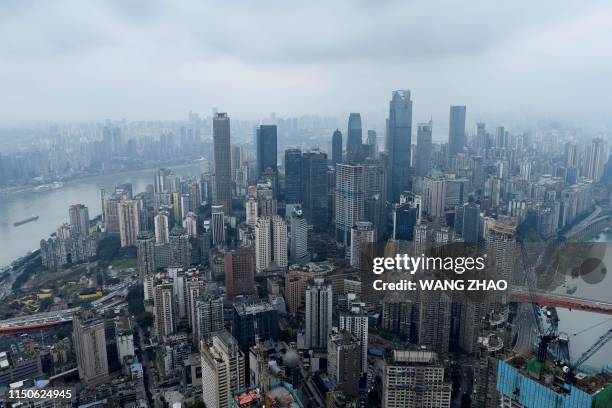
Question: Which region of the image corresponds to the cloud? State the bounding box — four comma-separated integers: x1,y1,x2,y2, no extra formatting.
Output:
0,0,611,129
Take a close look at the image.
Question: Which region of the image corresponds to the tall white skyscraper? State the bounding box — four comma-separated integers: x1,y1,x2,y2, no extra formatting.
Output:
201,331,246,408
211,205,225,246
255,217,272,273
182,211,198,238
584,137,608,182
272,215,287,269
118,199,140,247
423,176,445,219
335,163,365,248
245,198,258,227
154,283,176,338
154,210,170,244
255,215,287,273
289,207,309,263
305,279,333,349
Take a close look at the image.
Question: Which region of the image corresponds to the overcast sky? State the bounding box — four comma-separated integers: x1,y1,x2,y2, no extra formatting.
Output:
1,0,611,129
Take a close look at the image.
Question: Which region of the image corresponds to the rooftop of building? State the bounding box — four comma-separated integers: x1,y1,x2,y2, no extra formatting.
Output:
232,382,303,408
287,262,333,274
505,353,612,396
385,349,440,366
234,301,276,316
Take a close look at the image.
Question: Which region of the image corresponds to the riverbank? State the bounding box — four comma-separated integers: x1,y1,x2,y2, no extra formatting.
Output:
0,158,208,198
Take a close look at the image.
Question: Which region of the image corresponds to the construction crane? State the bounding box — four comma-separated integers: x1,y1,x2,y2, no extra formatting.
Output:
564,327,612,382
517,238,612,381
517,239,560,362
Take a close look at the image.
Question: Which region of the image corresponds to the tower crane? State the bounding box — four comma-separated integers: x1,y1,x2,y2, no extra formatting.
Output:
517,238,612,382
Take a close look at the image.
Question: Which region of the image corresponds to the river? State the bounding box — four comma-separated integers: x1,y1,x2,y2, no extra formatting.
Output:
0,163,205,267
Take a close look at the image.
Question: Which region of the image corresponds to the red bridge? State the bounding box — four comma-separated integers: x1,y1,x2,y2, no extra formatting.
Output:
511,288,612,316
0,321,62,336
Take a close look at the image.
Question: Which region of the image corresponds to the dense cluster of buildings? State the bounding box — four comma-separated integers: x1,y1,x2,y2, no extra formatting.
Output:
7,90,612,407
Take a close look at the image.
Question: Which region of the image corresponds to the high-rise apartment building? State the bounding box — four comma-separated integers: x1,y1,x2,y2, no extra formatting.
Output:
211,205,225,246
136,231,156,281
335,163,365,248
289,207,309,263
73,310,109,385
305,279,333,349
327,331,361,396
201,331,246,408
118,199,140,247
69,204,90,236
254,216,287,273
154,210,170,244
154,282,176,338
194,295,224,345
350,221,375,268
339,304,369,374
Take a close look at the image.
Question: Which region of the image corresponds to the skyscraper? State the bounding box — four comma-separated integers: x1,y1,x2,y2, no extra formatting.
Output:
182,211,198,238
201,331,246,408
69,204,90,236
302,150,328,232
327,331,361,396
305,279,333,349
393,203,418,241
154,210,170,244
255,215,287,273
350,221,375,268
289,207,309,263
346,113,363,163
194,294,224,344
232,302,279,351
284,148,303,204
448,105,467,159
415,120,432,177
339,304,369,374
154,282,176,338
73,310,109,385
211,205,225,246
387,90,413,203
382,350,451,408
213,113,232,214
335,163,365,248
584,137,608,182
136,231,156,281
331,129,343,166
462,202,481,244
256,124,278,180
118,199,140,247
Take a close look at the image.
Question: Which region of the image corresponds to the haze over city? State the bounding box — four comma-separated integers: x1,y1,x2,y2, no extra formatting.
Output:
1,0,612,129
